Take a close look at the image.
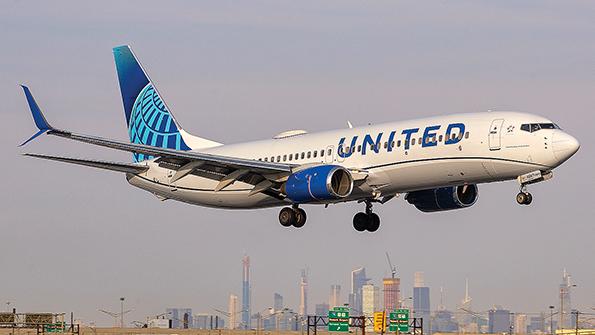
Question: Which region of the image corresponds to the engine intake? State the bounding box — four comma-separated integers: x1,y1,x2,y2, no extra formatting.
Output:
284,165,353,203
405,184,478,212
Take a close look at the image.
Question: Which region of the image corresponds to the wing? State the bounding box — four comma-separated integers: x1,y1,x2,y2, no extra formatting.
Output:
20,85,294,195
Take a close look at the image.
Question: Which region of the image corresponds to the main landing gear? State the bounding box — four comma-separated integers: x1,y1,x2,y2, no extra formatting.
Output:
516,185,533,205
353,200,380,232
279,205,307,228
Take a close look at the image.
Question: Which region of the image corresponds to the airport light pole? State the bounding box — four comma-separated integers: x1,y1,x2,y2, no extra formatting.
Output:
120,297,125,328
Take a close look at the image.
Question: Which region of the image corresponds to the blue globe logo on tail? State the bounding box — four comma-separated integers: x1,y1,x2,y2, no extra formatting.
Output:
128,83,190,162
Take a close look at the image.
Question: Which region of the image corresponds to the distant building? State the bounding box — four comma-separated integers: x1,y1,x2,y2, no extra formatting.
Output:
229,294,238,329
299,269,308,316
413,272,431,329
316,303,330,316
515,314,528,334
166,308,192,329
242,255,251,329
433,310,458,333
193,314,225,329
383,278,401,312
488,308,511,333
274,293,284,312
362,284,380,330
351,268,369,313
528,314,545,334
559,269,573,329
148,318,170,329
330,285,342,308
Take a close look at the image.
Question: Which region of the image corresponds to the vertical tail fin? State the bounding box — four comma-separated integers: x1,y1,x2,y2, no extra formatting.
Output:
113,45,221,162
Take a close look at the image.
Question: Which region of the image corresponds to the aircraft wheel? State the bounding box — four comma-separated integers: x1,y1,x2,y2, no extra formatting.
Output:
516,192,528,205
353,212,368,232
293,208,307,228
279,207,296,227
367,213,380,232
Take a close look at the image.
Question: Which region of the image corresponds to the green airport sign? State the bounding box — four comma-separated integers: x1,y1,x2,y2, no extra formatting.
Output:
328,307,350,332
389,309,409,332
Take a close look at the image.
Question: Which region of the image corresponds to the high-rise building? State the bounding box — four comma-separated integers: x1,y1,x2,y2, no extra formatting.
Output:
351,268,369,313
274,293,284,312
229,294,238,329
515,314,528,335
413,272,431,330
362,284,380,319
528,314,545,334
559,269,573,329
193,314,225,329
167,308,193,329
383,278,401,312
330,285,342,308
433,310,458,333
299,269,308,316
242,255,251,329
488,308,511,333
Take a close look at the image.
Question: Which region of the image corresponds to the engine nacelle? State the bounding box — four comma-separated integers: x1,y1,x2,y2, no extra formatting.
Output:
284,165,353,203
405,184,478,212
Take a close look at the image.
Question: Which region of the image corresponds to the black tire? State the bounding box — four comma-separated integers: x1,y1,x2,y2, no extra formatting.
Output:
279,207,296,227
353,212,368,232
516,192,527,205
524,192,533,205
293,208,307,228
367,213,380,232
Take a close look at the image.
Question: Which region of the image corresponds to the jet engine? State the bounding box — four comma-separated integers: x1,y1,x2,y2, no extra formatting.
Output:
405,184,478,212
284,165,353,203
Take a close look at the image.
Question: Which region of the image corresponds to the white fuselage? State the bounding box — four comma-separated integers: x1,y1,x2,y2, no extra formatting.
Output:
127,111,578,208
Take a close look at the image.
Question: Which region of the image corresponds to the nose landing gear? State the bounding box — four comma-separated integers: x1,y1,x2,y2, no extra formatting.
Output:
516,185,533,205
353,200,380,232
279,205,307,228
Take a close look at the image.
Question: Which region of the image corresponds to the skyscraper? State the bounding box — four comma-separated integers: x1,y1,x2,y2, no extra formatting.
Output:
299,269,308,316
488,308,511,333
383,278,401,311
351,268,369,313
274,293,284,312
330,285,342,308
167,308,193,329
242,255,251,329
514,314,527,335
362,284,380,317
229,294,238,330
559,269,572,329
413,272,431,330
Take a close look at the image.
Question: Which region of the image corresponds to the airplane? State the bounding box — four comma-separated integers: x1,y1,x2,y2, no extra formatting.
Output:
20,45,580,232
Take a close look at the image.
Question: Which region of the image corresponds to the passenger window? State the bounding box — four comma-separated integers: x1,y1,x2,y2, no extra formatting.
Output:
404,140,409,147
457,133,463,140
397,140,401,147
384,142,388,149
288,154,292,161
357,145,361,152
307,151,311,159
276,156,281,162
465,132,469,139
264,157,268,162
283,155,287,162
328,148,332,156
452,133,457,140
391,141,395,148
412,138,416,146
271,156,274,162
301,152,305,159
321,150,325,157
313,150,317,158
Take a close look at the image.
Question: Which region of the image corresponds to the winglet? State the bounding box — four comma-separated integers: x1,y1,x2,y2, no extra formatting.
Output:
20,85,54,146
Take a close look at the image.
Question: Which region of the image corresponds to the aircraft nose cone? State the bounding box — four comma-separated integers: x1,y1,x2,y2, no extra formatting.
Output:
553,131,580,164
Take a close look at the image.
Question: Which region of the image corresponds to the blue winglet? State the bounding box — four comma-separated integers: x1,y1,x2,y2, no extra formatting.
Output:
20,85,54,146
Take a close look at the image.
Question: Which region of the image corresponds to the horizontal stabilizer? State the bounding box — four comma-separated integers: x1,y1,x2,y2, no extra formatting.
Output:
24,153,148,174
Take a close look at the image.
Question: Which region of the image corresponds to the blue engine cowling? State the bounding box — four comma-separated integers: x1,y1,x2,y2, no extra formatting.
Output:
284,165,353,203
405,184,478,212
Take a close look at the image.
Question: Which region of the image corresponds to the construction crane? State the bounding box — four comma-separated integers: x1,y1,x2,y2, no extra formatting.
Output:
385,252,396,278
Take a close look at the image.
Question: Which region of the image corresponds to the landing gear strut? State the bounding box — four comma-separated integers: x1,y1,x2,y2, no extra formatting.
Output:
353,200,380,232
279,205,307,228
516,185,533,205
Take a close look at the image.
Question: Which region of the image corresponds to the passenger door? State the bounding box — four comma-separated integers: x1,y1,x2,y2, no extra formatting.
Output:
488,119,505,150
325,145,335,164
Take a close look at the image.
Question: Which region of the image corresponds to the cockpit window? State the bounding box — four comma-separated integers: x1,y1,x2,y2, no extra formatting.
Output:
520,123,560,133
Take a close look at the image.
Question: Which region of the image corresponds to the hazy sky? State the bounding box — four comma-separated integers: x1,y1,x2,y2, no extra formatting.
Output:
1,0,594,326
